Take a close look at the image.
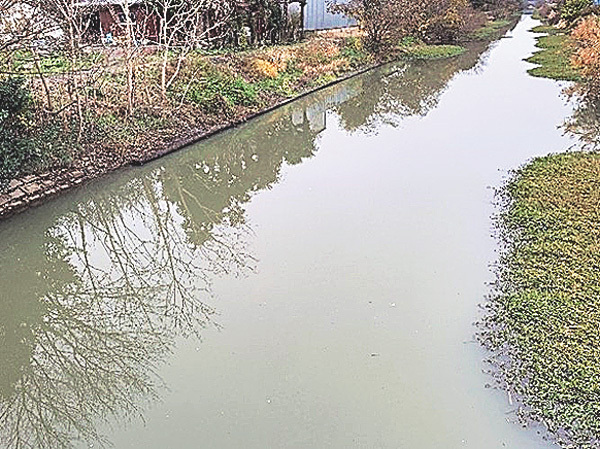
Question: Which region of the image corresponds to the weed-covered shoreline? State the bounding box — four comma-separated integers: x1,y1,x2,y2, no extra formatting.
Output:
480,152,600,448
525,25,581,81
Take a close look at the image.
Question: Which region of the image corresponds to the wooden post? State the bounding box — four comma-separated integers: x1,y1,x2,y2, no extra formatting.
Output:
300,0,306,36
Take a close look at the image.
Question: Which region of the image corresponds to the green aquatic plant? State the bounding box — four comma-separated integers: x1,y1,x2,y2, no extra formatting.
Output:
470,19,512,40
530,25,558,34
481,152,600,447
399,43,466,60
525,31,581,81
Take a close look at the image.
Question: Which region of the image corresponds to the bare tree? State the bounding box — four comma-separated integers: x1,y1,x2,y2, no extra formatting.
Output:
329,0,418,51
150,0,235,100
330,0,483,51
41,0,92,133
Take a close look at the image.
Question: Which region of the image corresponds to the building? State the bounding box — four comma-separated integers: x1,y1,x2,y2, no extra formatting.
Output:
78,0,159,42
78,0,355,45
303,0,355,31
81,1,307,45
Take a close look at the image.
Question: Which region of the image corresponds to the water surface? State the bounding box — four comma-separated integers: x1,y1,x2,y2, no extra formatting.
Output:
0,16,575,449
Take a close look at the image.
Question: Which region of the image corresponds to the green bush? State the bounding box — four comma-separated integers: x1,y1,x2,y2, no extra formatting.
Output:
0,77,74,190
256,72,299,97
561,0,593,22
0,77,33,188
255,61,302,97
0,76,31,119
183,66,258,113
340,37,369,68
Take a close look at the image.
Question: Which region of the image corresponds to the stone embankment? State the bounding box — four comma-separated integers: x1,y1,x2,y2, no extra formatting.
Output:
0,156,109,218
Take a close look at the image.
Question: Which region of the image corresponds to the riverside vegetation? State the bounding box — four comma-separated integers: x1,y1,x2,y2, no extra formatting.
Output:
481,1,600,447
481,152,600,448
526,25,581,81
0,0,519,203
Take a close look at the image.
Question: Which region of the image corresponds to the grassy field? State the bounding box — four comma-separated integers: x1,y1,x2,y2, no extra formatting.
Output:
482,152,600,447
525,26,581,81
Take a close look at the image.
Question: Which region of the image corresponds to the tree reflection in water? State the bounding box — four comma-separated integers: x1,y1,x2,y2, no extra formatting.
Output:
0,40,495,449
334,40,490,133
564,92,600,149
0,179,244,449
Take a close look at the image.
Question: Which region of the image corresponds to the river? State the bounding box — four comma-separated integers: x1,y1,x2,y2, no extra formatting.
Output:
0,16,577,449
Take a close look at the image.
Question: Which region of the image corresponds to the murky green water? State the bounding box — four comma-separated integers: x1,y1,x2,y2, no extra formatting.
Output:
1,17,576,449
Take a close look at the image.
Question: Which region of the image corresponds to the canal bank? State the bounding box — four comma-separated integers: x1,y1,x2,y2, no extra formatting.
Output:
0,60,379,219
0,21,517,221
0,15,575,449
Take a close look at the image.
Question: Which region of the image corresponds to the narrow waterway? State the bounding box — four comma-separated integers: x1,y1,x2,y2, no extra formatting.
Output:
0,16,577,449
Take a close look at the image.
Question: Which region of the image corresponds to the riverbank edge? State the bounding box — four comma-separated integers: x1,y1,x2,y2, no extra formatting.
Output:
0,61,381,220
0,21,518,221
524,24,581,81
134,61,380,166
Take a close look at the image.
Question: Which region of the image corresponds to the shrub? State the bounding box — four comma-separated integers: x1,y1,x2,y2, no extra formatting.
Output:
423,0,485,44
246,47,294,79
255,63,303,97
330,0,486,52
249,58,282,78
329,0,406,52
470,0,520,20
340,37,369,67
561,0,593,23
572,15,600,94
0,76,31,120
0,77,33,188
184,68,258,113
0,77,74,190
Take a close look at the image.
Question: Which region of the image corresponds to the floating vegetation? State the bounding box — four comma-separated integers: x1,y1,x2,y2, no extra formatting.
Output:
530,25,559,34
480,152,600,447
470,19,513,40
525,29,581,81
400,43,467,60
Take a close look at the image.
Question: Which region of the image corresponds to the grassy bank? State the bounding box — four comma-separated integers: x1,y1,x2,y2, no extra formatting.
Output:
482,152,600,447
0,31,374,190
0,29,482,191
525,25,581,81
0,16,517,216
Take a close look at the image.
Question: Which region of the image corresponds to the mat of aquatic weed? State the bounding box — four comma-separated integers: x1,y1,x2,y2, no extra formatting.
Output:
481,152,600,447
